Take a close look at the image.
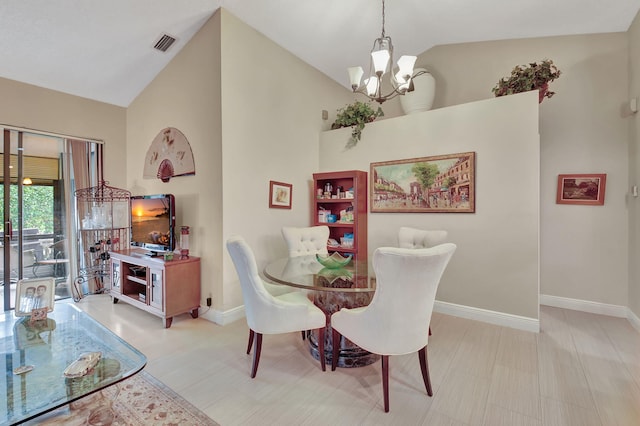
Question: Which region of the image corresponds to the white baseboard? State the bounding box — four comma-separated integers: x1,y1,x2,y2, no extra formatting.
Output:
202,301,540,332
539,294,627,317
540,294,640,332
434,300,540,333
200,305,245,325
628,309,640,333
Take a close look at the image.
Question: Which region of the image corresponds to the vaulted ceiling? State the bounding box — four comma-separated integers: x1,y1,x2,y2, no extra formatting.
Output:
1,0,639,107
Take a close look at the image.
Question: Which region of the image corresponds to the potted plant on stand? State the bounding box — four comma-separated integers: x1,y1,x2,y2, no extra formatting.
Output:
331,101,384,148
492,59,562,103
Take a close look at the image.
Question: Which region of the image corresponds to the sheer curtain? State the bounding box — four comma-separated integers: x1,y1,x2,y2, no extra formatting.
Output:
64,140,103,289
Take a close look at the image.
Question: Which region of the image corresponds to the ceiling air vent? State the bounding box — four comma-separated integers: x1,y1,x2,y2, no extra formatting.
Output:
153,33,177,52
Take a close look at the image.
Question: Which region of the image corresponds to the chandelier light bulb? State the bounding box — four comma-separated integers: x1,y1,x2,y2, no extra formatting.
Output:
371,49,390,76
348,66,365,90
365,77,379,96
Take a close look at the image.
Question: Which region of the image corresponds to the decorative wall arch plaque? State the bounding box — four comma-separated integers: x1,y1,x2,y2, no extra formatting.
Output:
143,127,196,182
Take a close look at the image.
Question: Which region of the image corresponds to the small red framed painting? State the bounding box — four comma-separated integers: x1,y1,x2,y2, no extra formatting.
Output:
556,174,606,205
269,181,292,209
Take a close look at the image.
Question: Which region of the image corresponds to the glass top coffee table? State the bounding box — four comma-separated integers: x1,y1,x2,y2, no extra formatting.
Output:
0,301,146,425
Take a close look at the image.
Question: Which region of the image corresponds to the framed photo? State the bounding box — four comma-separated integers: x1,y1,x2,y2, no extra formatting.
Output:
15,278,55,317
269,180,292,209
371,152,476,213
556,174,607,205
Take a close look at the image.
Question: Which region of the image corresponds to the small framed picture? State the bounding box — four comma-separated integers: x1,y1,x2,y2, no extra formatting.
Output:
556,174,607,205
269,181,292,209
15,278,55,317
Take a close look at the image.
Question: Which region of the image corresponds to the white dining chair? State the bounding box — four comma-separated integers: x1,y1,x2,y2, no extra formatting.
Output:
281,226,329,257
398,226,448,337
282,225,330,340
226,235,327,378
330,243,456,412
398,226,448,249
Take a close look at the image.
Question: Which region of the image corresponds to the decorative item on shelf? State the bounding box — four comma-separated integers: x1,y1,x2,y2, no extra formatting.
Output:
331,100,384,148
316,252,353,269
340,233,354,248
399,68,436,114
339,206,354,223
492,59,562,103
180,226,190,259
347,0,430,105
318,207,329,223
324,182,333,196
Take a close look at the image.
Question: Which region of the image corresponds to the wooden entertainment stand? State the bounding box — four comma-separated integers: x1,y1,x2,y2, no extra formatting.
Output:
108,249,201,328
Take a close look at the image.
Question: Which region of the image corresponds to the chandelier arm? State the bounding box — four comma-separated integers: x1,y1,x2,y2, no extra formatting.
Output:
351,85,406,104
353,68,428,104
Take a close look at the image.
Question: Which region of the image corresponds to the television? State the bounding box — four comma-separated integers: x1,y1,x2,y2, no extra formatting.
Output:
130,194,176,255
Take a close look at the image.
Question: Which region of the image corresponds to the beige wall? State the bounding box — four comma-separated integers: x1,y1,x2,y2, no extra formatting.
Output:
126,11,223,311
126,9,353,316
628,14,640,319
321,92,540,320
415,34,630,309
218,9,356,311
0,77,127,187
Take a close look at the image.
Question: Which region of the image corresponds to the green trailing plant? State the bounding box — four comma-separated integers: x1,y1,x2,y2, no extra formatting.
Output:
492,59,562,102
331,101,384,148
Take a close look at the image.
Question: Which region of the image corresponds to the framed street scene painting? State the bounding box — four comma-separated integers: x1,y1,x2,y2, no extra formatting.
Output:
371,152,476,213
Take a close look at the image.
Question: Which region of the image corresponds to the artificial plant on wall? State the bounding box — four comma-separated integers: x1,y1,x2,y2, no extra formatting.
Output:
331,101,384,148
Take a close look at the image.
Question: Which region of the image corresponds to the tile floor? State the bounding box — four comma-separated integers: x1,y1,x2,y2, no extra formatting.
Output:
75,295,640,425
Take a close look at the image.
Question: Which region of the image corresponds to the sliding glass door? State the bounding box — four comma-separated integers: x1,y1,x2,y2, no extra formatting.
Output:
0,126,103,312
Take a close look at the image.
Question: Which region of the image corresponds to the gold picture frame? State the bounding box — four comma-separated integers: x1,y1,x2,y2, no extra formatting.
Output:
371,152,476,213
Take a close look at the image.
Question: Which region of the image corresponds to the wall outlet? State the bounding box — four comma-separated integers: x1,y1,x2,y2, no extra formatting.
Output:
206,297,212,307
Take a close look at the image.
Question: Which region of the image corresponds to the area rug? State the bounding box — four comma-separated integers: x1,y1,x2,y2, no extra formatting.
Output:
26,371,219,425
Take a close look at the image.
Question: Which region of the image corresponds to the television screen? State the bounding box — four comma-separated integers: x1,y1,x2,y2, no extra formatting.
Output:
130,194,175,253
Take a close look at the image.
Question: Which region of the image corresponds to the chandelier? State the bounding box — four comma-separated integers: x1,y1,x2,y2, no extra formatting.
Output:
347,0,426,104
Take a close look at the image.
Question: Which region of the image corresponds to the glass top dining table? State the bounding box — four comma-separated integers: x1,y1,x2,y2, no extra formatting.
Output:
263,255,376,293
0,301,147,425
264,255,378,368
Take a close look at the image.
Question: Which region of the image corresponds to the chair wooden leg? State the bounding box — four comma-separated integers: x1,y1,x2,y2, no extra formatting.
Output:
382,355,390,412
246,329,255,354
331,328,340,371
250,333,263,378
418,346,433,396
317,327,326,371
301,330,306,340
